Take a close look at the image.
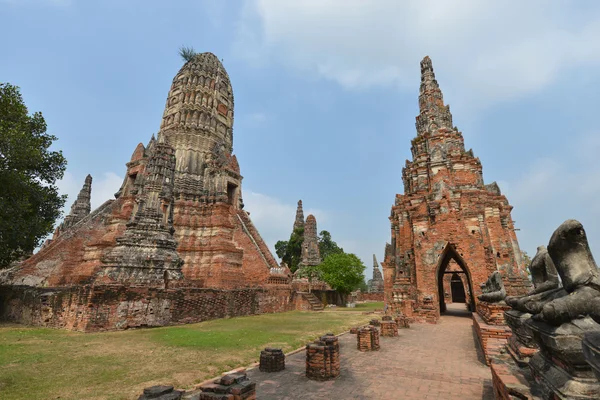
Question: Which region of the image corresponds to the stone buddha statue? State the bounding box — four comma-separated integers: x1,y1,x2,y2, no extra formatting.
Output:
532,220,600,325
477,271,506,303
505,245,563,314
524,220,600,398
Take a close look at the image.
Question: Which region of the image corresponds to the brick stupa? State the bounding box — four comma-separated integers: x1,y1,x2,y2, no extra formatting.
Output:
382,56,531,322
0,53,292,331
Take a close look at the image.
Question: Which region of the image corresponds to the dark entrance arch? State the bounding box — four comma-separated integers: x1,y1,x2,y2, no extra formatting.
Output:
450,273,466,303
436,244,476,313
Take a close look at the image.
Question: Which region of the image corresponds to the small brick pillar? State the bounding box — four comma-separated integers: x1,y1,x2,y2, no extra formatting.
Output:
369,318,380,326
380,320,399,337
357,326,380,351
305,333,340,381
259,347,285,372
199,372,256,399
395,315,410,329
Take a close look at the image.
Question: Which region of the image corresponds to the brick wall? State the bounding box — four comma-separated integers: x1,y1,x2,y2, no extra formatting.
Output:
356,292,384,302
0,284,295,332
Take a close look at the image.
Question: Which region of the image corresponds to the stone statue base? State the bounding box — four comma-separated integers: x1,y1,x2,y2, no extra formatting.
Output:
526,317,600,399
504,310,538,366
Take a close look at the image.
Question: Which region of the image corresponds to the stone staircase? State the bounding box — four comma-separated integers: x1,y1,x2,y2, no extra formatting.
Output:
302,292,324,311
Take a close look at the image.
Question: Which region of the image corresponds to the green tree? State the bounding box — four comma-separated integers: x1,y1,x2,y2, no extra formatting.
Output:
295,264,322,293
319,253,366,296
275,227,304,272
0,83,67,268
318,230,344,260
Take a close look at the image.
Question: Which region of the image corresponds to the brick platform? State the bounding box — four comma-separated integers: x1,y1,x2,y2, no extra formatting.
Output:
259,348,285,373
477,301,511,325
357,325,380,351
472,312,512,365
380,320,399,337
305,333,340,381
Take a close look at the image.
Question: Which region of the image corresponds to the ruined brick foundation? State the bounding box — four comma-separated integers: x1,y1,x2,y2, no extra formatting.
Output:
305,333,340,381
472,302,512,365
259,348,285,373
0,285,295,332
357,326,380,352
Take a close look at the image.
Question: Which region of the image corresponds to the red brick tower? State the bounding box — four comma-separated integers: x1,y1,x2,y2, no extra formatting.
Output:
382,56,531,322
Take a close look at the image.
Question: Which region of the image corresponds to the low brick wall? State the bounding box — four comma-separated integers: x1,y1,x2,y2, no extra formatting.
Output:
476,301,510,325
356,292,384,302
490,352,538,400
472,312,512,365
0,284,295,332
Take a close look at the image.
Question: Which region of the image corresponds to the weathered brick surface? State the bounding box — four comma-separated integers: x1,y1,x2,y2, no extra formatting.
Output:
0,52,299,331
477,301,511,326
380,320,399,337
355,292,384,302
305,334,340,381
259,348,285,373
383,57,530,323
357,326,380,351
472,312,512,365
0,285,294,332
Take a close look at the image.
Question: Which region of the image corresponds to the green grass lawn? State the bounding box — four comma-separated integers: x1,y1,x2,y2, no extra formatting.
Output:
0,311,371,400
326,301,384,311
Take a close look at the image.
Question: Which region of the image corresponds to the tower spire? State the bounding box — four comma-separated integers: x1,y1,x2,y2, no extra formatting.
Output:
293,200,305,231
416,56,454,136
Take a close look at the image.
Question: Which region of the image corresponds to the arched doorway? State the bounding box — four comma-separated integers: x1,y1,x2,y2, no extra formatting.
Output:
436,244,476,313
450,273,466,303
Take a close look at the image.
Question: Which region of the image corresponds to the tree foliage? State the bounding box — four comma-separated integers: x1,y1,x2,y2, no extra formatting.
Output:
295,264,322,293
318,230,344,260
179,46,197,62
319,253,366,295
275,227,304,272
0,83,67,267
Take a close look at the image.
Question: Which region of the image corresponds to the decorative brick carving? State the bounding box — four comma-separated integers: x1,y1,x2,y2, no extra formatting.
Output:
0,52,289,331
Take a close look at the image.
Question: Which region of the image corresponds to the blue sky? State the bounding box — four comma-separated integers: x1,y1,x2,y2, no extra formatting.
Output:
2,0,600,280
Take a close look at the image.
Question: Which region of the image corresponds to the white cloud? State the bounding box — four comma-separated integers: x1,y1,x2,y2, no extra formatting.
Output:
235,0,600,110
501,132,600,258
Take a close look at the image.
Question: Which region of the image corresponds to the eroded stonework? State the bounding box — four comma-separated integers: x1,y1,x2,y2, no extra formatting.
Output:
0,52,293,331
383,56,531,322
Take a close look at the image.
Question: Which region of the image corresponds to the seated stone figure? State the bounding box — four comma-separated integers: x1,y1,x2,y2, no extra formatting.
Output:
477,271,506,303
524,220,600,398
533,220,600,325
505,246,563,314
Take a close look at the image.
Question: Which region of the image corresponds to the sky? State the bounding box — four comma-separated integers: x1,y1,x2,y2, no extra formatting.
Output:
2,0,600,281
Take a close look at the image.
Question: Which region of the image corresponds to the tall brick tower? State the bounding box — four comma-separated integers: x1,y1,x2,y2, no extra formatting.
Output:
3,52,279,290
382,56,531,322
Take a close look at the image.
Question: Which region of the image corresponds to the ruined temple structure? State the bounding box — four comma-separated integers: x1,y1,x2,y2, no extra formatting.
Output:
367,254,384,293
382,56,531,323
0,52,299,331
